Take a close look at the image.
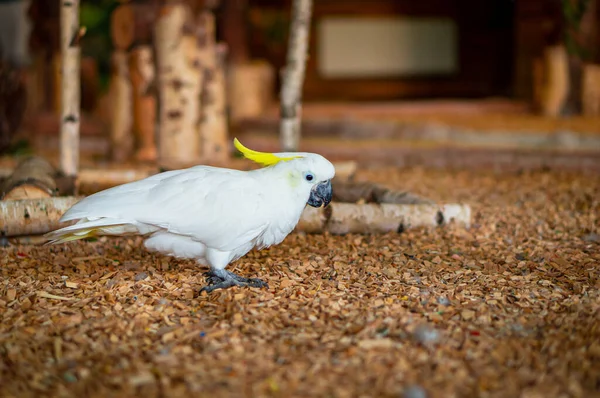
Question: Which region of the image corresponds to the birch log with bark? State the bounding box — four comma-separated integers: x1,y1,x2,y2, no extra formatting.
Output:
0,197,80,237
155,3,202,166
0,157,58,200
59,0,83,177
109,50,134,161
297,203,471,234
130,45,158,162
279,0,312,152
198,11,229,163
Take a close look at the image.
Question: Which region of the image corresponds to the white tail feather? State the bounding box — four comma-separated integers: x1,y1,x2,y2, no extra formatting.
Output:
45,218,157,245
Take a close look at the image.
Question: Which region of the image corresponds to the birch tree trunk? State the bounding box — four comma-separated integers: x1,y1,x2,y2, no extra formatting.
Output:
59,0,82,177
155,3,202,166
279,0,312,152
130,45,157,162
200,43,229,162
109,50,134,162
198,10,229,162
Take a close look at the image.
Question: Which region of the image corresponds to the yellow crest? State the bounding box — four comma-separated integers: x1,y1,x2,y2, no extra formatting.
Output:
233,138,300,167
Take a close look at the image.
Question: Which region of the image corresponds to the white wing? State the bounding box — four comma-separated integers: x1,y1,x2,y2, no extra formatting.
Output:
60,166,273,251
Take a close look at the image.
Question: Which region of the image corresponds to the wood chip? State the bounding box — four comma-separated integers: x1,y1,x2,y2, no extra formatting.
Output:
36,291,74,301
0,166,598,397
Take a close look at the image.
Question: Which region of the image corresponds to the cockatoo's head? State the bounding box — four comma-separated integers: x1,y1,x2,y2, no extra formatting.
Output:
234,138,335,208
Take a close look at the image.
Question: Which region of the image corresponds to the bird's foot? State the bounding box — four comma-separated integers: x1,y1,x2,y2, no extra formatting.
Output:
200,269,268,293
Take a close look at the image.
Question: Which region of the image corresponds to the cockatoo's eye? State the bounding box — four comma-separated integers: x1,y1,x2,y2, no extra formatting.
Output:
304,172,314,182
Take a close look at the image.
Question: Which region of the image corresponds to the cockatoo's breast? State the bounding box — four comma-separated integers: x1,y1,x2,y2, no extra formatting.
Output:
250,173,309,250
255,204,305,249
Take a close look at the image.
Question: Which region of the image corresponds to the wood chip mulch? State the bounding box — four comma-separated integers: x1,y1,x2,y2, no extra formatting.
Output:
1,167,599,398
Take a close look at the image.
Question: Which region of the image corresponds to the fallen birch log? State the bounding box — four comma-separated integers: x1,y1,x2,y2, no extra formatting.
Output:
1,157,58,200
0,196,80,236
297,203,471,234
1,197,470,240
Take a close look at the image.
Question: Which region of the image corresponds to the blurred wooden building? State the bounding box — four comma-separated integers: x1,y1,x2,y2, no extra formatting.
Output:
242,0,598,108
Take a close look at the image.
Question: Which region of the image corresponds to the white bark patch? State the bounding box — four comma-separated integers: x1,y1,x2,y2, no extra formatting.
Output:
59,0,82,177
279,0,313,152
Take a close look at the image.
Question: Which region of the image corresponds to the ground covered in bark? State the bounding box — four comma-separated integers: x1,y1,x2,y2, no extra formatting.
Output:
1,167,599,398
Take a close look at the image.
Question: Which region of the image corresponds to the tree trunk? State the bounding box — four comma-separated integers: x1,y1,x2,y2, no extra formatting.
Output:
198,10,229,163
155,3,202,166
109,50,134,162
59,0,83,178
200,43,229,162
0,157,57,200
129,45,158,162
279,0,312,152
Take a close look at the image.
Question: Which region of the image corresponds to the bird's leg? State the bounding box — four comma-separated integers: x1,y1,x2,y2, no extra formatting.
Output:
200,268,269,293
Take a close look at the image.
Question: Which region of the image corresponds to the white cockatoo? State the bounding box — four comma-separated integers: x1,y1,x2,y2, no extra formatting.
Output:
46,138,335,292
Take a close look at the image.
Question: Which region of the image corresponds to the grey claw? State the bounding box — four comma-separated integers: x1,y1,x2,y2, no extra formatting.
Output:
199,269,268,293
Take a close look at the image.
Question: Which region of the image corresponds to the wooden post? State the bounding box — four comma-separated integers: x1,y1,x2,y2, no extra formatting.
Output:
279,0,312,152
198,11,229,162
155,3,202,167
108,50,134,162
59,0,83,178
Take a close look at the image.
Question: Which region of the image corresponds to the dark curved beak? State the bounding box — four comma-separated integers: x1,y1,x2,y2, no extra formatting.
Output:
307,180,332,208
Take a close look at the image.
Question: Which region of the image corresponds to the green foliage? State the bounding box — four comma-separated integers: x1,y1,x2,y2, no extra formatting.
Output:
560,0,592,59
5,139,33,156
561,0,590,28
80,0,119,92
